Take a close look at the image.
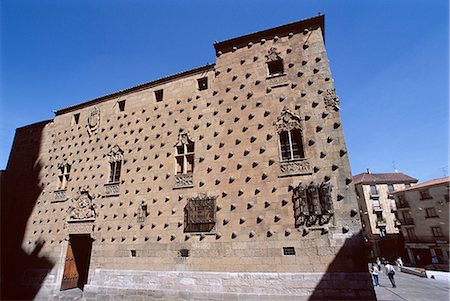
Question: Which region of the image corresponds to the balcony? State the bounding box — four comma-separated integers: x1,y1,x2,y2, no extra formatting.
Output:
373,200,383,213
390,200,397,212
376,219,387,228
103,182,120,197
370,193,380,200
404,235,449,244
53,189,67,202
397,200,410,209
401,218,415,226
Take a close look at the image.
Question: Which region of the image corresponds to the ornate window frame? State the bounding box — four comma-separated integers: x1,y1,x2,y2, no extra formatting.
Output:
174,130,194,189
103,145,123,197
266,47,285,77
274,107,311,177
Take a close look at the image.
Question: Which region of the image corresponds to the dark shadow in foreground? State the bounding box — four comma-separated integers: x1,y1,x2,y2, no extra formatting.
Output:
1,121,54,300
309,231,376,300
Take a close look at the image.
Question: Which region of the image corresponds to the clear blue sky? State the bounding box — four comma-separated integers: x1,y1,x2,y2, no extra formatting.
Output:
1,0,448,182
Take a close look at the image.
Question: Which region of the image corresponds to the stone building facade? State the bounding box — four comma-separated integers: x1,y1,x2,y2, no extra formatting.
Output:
391,177,449,267
1,15,374,300
353,170,417,261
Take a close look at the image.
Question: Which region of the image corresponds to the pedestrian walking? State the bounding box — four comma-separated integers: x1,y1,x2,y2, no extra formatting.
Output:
371,263,380,286
376,257,381,270
385,262,397,288
395,257,403,271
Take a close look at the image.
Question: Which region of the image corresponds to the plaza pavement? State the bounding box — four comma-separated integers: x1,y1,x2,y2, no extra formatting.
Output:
373,268,449,301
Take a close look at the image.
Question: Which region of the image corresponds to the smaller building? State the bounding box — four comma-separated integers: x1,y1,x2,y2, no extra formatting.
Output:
353,170,418,261
391,177,450,267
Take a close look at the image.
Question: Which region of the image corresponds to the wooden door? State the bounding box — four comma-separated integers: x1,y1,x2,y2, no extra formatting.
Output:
61,241,79,290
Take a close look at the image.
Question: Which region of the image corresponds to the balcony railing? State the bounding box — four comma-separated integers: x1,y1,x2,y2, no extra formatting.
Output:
404,235,449,244
376,219,387,228
397,200,410,209
401,218,415,226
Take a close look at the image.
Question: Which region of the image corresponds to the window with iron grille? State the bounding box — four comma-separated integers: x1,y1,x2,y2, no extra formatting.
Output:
283,247,296,256
184,194,217,233
197,77,208,90
155,89,163,102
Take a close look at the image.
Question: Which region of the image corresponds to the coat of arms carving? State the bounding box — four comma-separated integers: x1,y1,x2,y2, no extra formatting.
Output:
87,106,100,136
68,186,97,221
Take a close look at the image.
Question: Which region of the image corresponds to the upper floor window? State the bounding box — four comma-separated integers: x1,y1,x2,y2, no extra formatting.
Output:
431,226,443,237
118,100,126,112
155,89,164,102
387,184,395,192
197,77,208,90
405,183,411,188
107,145,123,183
266,47,284,76
420,189,432,200
175,131,194,174
274,107,305,161
57,162,71,190
425,207,438,218
184,194,217,233
72,113,80,125
370,185,378,196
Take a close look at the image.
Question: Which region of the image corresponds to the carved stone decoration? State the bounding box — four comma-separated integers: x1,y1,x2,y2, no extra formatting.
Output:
103,182,119,197
107,145,123,162
87,106,100,136
274,107,302,134
136,201,148,223
67,186,97,221
174,130,194,147
184,193,217,233
53,190,67,202
293,182,334,228
323,88,340,111
265,47,282,62
279,160,312,177
174,173,193,188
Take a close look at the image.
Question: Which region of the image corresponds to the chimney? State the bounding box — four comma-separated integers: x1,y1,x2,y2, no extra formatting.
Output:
366,168,371,174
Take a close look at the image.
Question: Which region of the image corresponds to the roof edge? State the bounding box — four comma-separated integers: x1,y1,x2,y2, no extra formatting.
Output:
214,15,325,55
55,64,215,116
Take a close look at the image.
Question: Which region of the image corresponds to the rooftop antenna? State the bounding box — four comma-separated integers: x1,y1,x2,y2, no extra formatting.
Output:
392,161,398,173
441,166,448,177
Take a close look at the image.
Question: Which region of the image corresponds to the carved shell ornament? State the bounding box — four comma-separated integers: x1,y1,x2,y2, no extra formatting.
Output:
87,106,100,135
107,145,123,162
266,47,283,62
323,88,340,111
274,107,303,133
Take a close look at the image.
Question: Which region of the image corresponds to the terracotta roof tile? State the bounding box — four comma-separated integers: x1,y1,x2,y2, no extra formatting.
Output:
352,172,418,185
391,177,450,194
